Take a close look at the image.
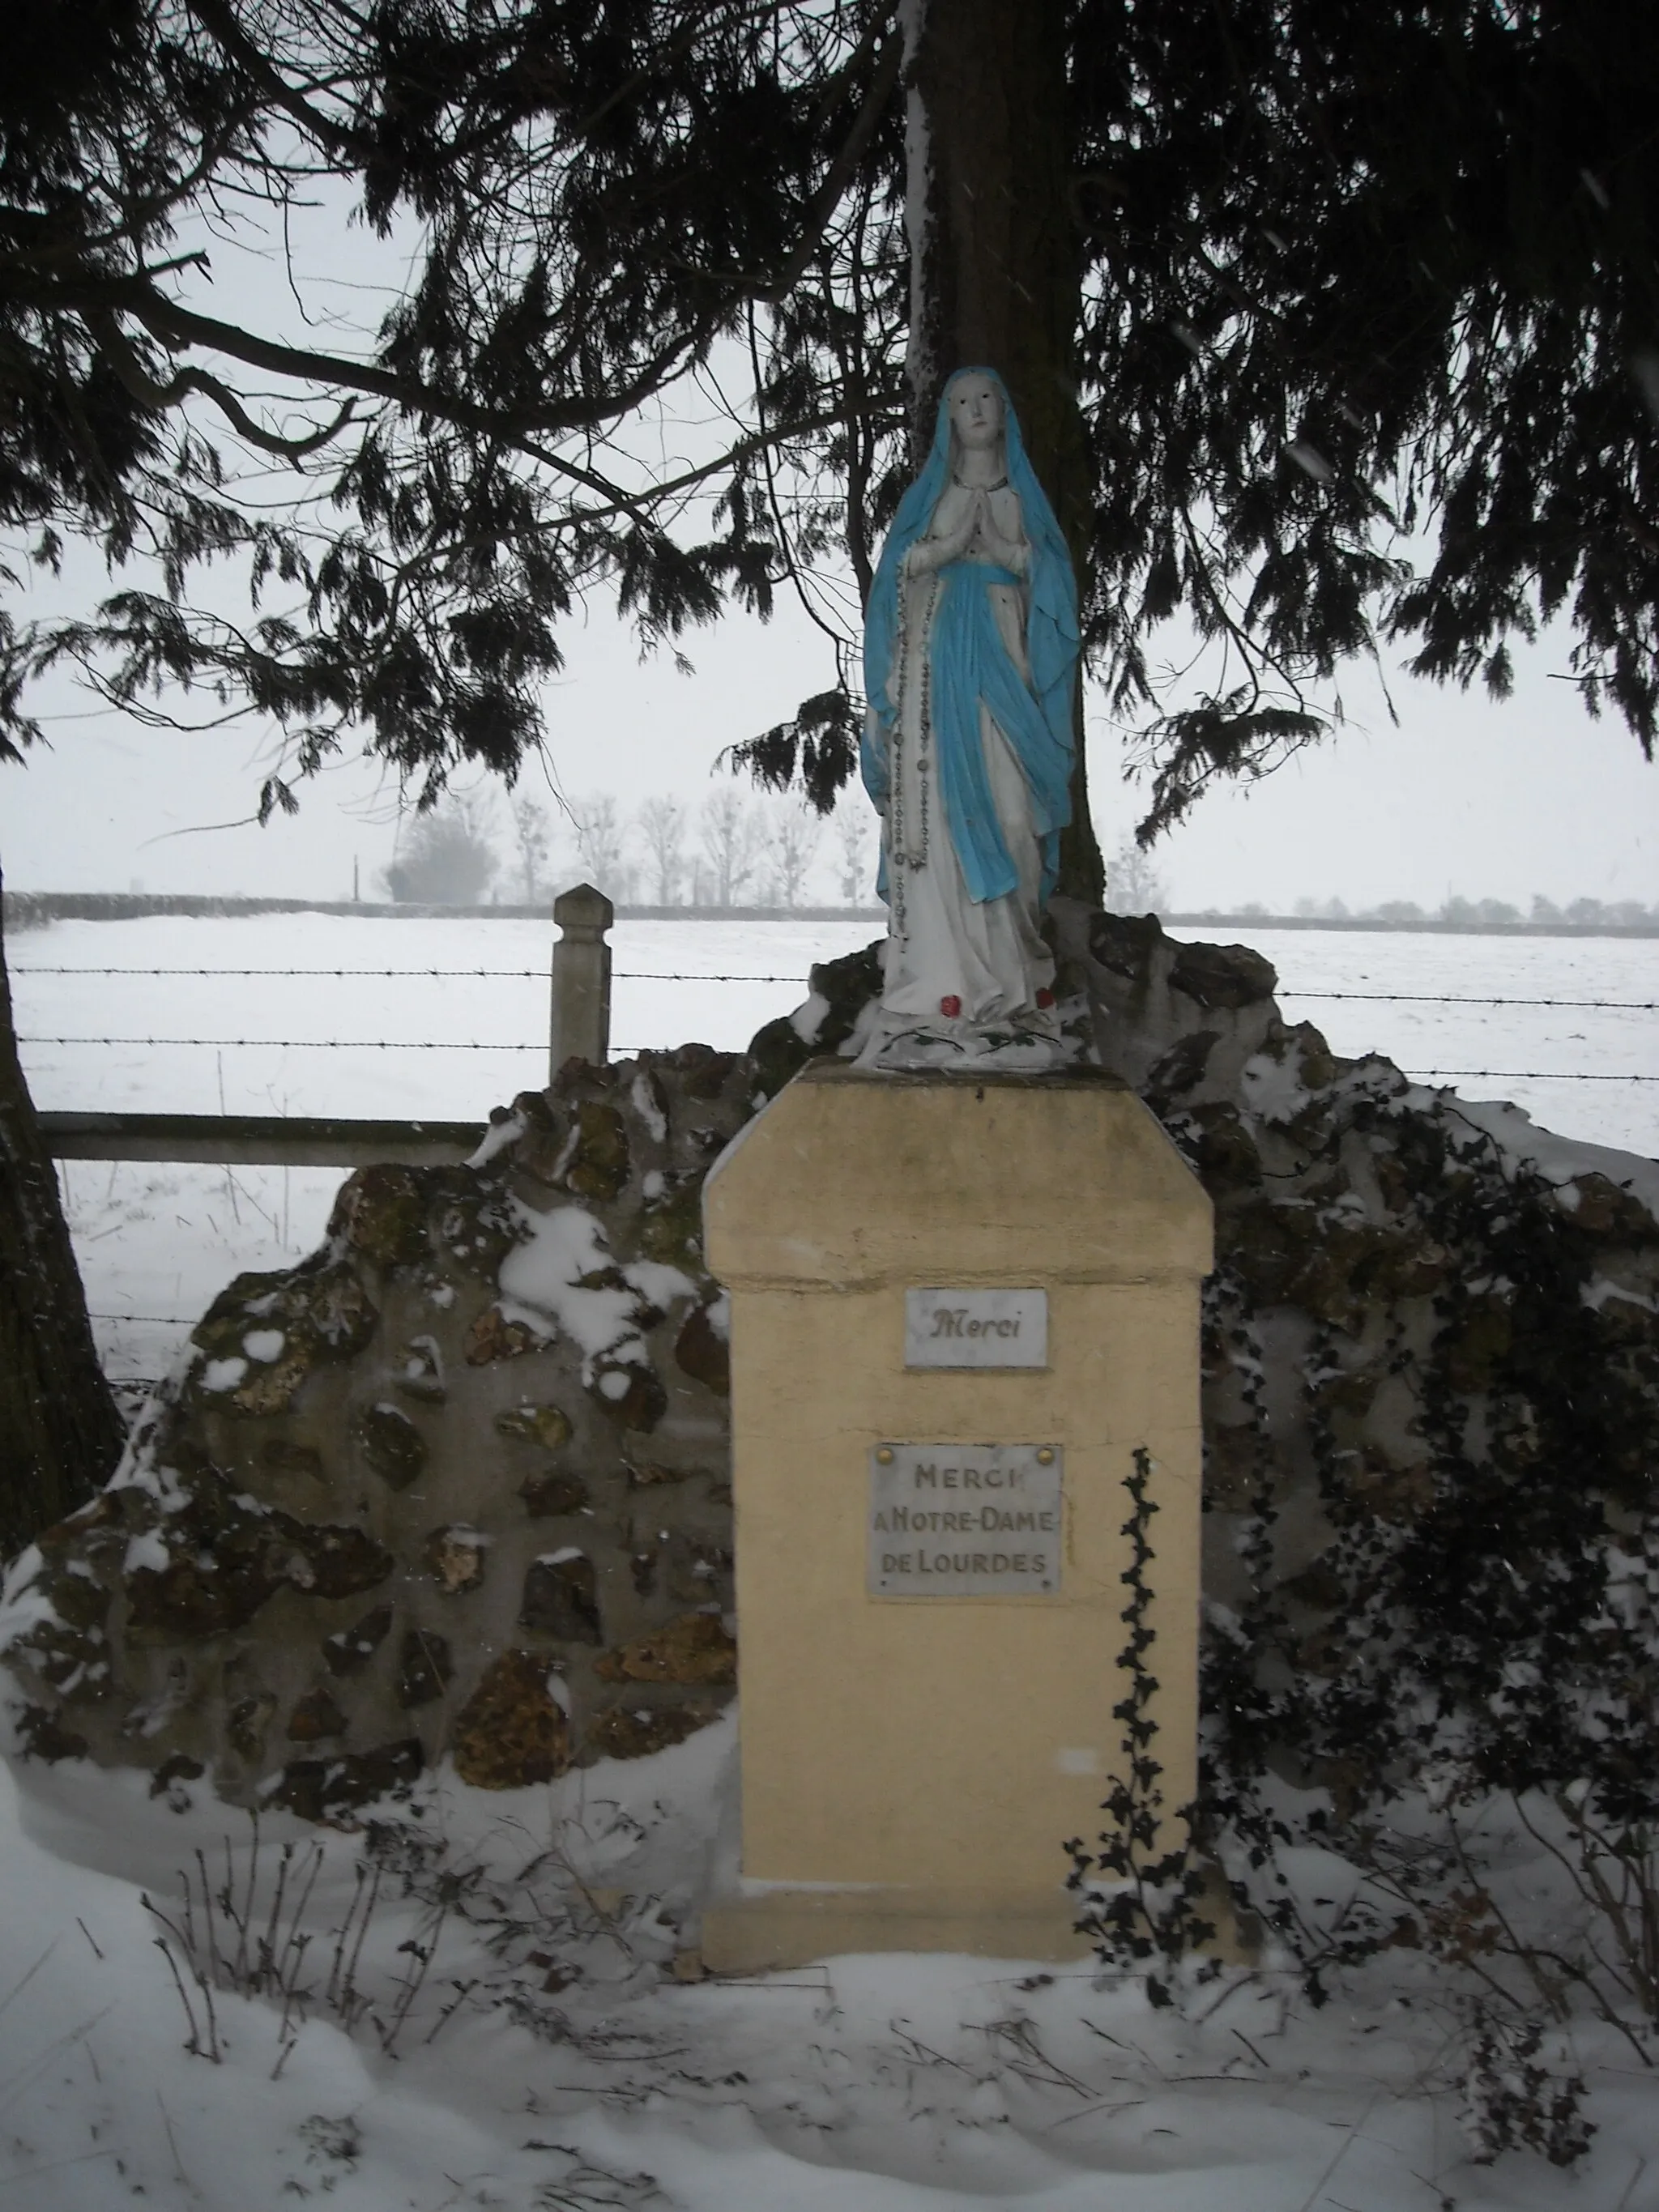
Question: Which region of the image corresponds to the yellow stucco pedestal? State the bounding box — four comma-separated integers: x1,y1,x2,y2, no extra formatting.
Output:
699,1061,1213,1971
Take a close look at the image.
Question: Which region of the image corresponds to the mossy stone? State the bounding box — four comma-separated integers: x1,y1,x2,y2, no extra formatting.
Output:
227,1691,276,1759
191,1263,378,1416
586,1359,667,1433
595,1611,736,1686
494,1403,574,1452
637,1177,706,1271
286,1690,347,1741
1168,939,1277,1010
270,1738,423,1822
356,1402,427,1490
666,1532,733,1606
424,1525,488,1594
678,1048,740,1102
126,1535,280,1641
37,1562,110,1635
748,1015,810,1102
396,1628,453,1707
463,1306,546,1364
430,1170,522,1280
673,1302,729,1396
284,1518,394,1599
518,1472,591,1518
262,1438,324,1480
322,1605,393,1677
327,1163,431,1269
1563,1173,1656,1242
1443,1294,1516,1392
149,1753,205,1799
623,1457,696,1487
518,1555,603,1643
564,1101,630,1200
452,1651,570,1789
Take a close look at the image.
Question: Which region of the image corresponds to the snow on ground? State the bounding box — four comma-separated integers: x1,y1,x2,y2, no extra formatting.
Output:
3,1716,1657,2211
8,911,1659,2202
11,914,880,1122
11,913,1659,1383
1208,925,1659,1163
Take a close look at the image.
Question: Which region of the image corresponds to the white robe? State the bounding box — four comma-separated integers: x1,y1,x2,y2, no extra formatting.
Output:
862,480,1059,1058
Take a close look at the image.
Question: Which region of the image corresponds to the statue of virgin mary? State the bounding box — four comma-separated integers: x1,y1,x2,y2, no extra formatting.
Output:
855,367,1079,1068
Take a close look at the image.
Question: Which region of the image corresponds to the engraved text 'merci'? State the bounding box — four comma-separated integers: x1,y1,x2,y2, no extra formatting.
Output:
904,1288,1048,1368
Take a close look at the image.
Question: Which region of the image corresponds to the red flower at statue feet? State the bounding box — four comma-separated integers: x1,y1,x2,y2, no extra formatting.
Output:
939,995,962,1018
1036,987,1056,1009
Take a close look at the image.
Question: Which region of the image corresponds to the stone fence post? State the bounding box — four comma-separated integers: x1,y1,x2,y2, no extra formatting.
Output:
549,882,613,1076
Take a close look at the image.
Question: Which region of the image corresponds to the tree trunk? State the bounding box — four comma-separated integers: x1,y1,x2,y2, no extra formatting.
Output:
901,0,1104,905
0,872,126,1557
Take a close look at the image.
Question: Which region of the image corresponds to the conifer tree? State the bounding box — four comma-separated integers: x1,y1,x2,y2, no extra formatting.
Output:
2,0,1656,1536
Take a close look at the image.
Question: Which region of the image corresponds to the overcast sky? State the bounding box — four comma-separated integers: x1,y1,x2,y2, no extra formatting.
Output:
4,582,1654,913
2,177,1653,917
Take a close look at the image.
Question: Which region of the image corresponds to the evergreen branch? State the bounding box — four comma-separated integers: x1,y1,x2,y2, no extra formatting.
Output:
83,309,357,458
757,23,902,305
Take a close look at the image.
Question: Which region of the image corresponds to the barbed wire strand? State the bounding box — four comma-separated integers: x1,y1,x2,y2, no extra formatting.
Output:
11,965,1659,1010
1402,1069,1659,1083
1288,991,1659,1010
23,1034,535,1051
16,965,551,978
23,1034,1659,1080
15,965,802,983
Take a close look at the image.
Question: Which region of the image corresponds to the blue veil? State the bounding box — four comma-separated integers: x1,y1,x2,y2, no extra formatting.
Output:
861,367,1078,903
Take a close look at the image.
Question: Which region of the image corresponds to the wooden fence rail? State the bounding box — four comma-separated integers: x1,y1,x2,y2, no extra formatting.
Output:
38,1112,484,1169
32,880,616,1164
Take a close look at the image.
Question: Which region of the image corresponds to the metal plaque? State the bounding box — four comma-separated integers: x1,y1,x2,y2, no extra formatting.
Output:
868,1443,1062,1596
904,1287,1048,1368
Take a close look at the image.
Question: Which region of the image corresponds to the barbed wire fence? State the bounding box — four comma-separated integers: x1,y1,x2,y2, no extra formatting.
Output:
17,963,1659,1081
18,948,1658,1378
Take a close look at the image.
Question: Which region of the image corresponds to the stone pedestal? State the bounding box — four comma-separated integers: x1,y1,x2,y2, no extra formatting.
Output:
700,1062,1213,1969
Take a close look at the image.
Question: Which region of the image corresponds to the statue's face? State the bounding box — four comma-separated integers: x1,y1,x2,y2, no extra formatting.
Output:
947,374,1004,453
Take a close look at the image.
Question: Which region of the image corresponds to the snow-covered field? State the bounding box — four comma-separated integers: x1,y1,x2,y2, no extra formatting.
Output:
11,912,1659,1380
15,915,879,1382
5,1715,1657,2212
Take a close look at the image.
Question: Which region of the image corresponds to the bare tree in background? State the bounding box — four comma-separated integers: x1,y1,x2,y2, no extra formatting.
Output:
511,796,551,905
1103,835,1169,917
769,800,822,909
700,790,765,906
835,796,876,908
385,795,501,905
572,794,633,901
636,795,689,906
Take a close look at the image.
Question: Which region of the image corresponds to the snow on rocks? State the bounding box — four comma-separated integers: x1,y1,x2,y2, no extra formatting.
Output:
6,911,1655,1859
8,914,1657,1848
498,1201,647,1366
0,1046,753,1815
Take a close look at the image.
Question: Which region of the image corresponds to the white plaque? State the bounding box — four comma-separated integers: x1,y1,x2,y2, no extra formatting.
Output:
868,1443,1062,1596
904,1287,1047,1368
